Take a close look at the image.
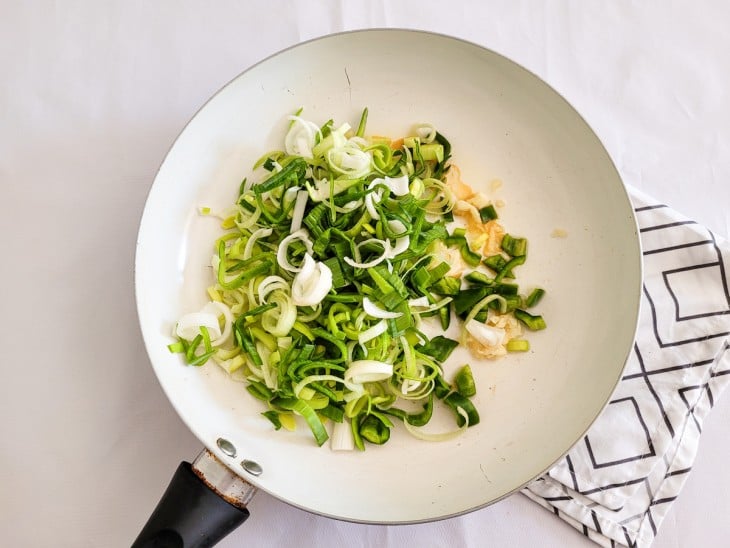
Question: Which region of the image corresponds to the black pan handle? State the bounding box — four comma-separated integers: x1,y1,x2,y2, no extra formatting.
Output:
132,451,256,548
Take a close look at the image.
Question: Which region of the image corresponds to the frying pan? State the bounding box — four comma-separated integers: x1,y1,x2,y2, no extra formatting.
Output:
133,29,642,546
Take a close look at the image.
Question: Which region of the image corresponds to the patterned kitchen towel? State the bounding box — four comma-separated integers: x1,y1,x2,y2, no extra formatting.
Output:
522,186,730,548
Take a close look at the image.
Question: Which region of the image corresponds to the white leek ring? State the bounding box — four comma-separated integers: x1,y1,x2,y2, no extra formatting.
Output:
385,219,409,258
357,319,388,345
363,297,402,319
175,301,233,346
284,115,320,158
243,227,273,260
257,275,289,303
291,254,333,307
344,360,394,384
343,238,391,269
261,291,297,337
276,229,314,273
175,312,220,341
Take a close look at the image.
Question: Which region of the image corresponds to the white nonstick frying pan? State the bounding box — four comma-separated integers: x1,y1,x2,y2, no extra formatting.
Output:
133,29,642,546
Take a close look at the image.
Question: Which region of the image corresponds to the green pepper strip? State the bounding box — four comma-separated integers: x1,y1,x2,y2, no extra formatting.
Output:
483,254,507,273
442,392,480,427
514,309,547,331
454,365,476,397
501,233,527,257
358,414,391,445
494,255,526,283
453,287,493,316
479,204,498,222
438,304,451,330
465,271,494,286
525,288,546,308
417,335,459,363
506,339,530,352
429,276,460,296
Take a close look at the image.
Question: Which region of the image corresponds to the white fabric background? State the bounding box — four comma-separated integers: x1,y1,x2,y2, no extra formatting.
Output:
2,2,729,546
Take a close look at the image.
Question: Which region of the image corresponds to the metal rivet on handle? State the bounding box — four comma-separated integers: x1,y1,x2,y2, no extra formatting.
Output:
241,459,263,476
216,437,237,458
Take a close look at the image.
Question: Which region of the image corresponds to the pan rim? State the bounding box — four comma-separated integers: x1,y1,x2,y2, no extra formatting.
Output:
134,28,643,524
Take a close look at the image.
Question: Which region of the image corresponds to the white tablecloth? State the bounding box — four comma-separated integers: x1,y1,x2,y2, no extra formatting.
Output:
2,2,729,546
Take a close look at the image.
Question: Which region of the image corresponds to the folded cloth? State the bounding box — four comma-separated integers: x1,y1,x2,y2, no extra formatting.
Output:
522,186,730,548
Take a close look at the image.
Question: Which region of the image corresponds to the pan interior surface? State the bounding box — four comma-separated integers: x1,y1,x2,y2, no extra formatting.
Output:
135,30,641,523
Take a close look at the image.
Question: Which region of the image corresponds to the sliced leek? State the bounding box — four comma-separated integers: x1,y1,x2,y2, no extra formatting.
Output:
169,108,547,449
